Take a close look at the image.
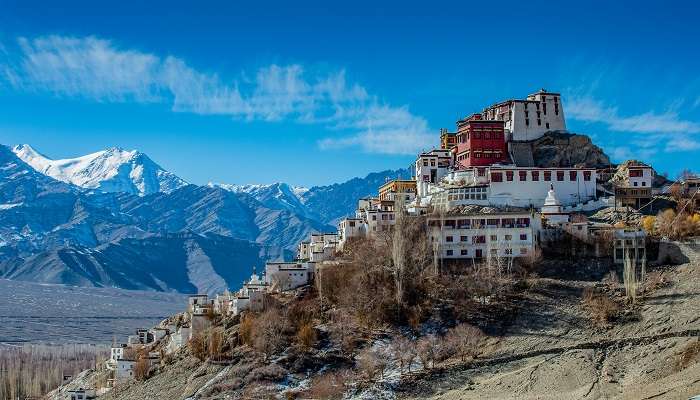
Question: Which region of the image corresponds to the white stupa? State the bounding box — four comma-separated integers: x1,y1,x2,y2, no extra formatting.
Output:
541,184,569,225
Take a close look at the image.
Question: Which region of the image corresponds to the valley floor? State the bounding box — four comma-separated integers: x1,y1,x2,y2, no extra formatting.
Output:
0,279,185,344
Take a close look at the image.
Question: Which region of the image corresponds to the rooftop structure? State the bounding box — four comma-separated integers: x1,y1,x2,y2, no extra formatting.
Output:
482,89,566,142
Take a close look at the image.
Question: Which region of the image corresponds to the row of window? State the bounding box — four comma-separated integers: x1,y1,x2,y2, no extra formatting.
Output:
491,170,592,182
444,247,529,256
457,150,504,160
429,217,531,228
457,131,504,141
442,233,528,243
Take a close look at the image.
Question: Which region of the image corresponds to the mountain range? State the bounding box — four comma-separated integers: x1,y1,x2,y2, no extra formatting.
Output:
0,144,408,294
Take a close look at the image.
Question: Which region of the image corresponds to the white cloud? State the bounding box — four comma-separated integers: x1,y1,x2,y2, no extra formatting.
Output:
3,35,432,154
567,95,700,134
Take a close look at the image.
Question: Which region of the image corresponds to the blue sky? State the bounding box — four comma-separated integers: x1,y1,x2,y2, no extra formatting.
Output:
1,0,699,186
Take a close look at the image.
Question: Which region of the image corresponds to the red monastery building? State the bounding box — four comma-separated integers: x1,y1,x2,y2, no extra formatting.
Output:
453,113,509,168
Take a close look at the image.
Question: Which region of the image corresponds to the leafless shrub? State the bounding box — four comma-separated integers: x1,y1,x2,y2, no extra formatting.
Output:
445,323,485,363
389,336,417,374
416,335,440,370
329,310,360,356
302,370,350,400
189,332,208,361
133,356,150,381
252,308,289,361
244,364,287,384
296,323,317,351
582,287,620,326
356,346,388,381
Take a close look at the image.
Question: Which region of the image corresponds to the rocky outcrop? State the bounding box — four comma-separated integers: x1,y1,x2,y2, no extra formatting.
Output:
511,132,612,168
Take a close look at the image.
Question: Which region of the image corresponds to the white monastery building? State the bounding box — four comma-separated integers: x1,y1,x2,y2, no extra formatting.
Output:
482,89,566,142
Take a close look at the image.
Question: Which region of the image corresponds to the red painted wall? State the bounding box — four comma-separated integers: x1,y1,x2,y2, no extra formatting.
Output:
454,115,508,168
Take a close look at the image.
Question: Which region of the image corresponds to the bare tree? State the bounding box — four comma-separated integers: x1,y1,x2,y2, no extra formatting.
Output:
391,200,407,310
416,335,439,370
445,323,485,363
357,346,385,382
390,336,417,375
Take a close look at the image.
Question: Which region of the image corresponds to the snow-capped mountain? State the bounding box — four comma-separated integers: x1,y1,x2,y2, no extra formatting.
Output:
211,182,311,218
12,144,188,196
0,142,409,293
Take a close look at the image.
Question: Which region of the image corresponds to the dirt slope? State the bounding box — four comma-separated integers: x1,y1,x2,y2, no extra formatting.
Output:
400,241,700,400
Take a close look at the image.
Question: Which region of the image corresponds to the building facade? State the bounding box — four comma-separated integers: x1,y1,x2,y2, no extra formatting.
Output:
428,207,540,260
482,89,566,142
454,114,508,167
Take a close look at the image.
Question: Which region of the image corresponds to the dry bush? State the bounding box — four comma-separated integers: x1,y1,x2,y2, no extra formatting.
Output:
416,335,440,369
189,332,208,361
296,323,317,351
602,271,620,290
133,356,150,381
239,314,255,346
356,346,388,381
582,288,620,326
329,310,360,356
675,339,700,371
656,209,700,240
302,370,350,400
389,336,417,374
209,327,225,361
252,308,289,361
445,323,485,363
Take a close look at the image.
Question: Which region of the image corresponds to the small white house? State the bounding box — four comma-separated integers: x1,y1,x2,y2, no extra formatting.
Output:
265,261,315,292
67,388,96,400
115,359,136,381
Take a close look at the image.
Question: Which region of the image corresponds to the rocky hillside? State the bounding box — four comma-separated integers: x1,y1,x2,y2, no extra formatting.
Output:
511,132,612,168
0,144,407,294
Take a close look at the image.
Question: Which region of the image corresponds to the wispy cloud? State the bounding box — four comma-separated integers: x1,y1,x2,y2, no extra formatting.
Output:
2,35,433,154
567,95,700,134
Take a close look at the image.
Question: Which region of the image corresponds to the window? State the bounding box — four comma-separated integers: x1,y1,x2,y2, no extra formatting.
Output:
446,250,453,256
490,249,498,256
349,221,355,227
583,171,591,181
520,234,527,241
543,103,547,115
642,182,647,186
472,235,486,244
505,248,513,255
546,122,550,129
430,160,435,167
544,171,551,181
506,171,514,181
460,235,468,242
525,118,530,126
532,171,539,181
520,248,528,255
633,181,638,187
490,235,497,242
519,171,527,181
569,171,577,181
423,160,428,166
446,236,453,242
557,171,565,181
537,119,541,126
478,168,486,177
505,234,512,240
491,172,503,182
460,249,468,256
372,215,377,221
475,249,483,258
